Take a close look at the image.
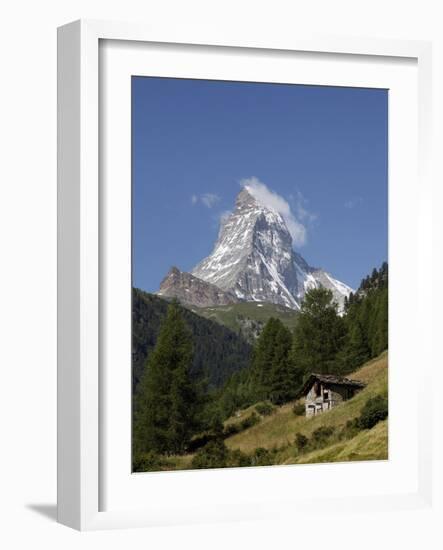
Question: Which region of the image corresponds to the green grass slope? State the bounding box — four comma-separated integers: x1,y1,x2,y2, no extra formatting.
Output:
287,419,388,464
192,301,299,340
224,351,388,464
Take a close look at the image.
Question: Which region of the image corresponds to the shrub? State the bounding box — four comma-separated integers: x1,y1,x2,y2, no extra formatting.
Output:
295,432,309,452
311,426,335,445
357,395,388,430
292,402,305,416
132,451,166,472
251,447,274,466
223,423,241,437
240,412,260,430
223,412,260,439
188,432,219,453
295,426,337,455
255,401,275,416
339,418,360,441
227,449,252,468
191,441,253,469
191,439,229,469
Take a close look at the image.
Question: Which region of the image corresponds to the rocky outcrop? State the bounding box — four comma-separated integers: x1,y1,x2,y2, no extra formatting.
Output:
157,266,240,308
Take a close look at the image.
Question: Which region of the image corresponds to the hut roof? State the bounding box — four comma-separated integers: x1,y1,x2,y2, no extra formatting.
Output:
295,373,366,400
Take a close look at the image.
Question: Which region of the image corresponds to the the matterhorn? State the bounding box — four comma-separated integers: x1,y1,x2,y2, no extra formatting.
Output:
159,186,352,311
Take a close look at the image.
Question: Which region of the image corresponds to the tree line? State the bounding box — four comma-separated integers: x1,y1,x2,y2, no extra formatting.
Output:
133,262,388,462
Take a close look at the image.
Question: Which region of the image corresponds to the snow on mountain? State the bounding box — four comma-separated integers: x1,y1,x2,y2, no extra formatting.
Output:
191,187,353,311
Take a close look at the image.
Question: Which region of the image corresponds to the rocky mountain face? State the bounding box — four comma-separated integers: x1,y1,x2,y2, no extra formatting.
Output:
158,266,240,308
157,187,352,312
192,187,352,311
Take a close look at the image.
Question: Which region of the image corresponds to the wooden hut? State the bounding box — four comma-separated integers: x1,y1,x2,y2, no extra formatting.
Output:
296,373,365,417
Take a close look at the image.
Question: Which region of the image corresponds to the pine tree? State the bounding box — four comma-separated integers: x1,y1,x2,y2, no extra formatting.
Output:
249,317,280,400
371,287,388,355
292,287,347,376
340,262,389,371
268,322,301,404
133,300,200,456
248,317,302,404
341,320,371,372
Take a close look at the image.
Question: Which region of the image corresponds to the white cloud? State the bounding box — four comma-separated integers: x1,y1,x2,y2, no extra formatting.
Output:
191,193,220,208
201,193,220,208
293,190,317,224
240,177,307,247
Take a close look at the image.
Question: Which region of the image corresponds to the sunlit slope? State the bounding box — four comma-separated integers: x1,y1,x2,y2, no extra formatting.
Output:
287,419,388,464
192,301,299,336
224,352,388,463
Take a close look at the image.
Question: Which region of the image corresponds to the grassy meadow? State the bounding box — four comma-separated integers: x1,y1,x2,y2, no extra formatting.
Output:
193,301,299,336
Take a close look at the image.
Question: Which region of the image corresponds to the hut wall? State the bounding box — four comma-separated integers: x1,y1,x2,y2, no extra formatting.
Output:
303,378,363,417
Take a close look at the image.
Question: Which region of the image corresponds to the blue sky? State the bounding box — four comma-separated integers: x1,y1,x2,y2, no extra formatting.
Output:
132,77,388,292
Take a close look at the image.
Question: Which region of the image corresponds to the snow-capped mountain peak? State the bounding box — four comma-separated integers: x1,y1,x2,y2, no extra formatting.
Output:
191,188,352,311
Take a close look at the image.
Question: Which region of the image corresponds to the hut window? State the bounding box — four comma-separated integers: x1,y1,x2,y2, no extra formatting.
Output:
323,391,329,400
315,382,321,397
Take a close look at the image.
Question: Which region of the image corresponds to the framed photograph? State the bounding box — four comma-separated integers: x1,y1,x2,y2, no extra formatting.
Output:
57,20,433,531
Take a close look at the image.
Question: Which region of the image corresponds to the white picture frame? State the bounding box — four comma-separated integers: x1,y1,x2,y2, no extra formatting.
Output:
57,19,434,531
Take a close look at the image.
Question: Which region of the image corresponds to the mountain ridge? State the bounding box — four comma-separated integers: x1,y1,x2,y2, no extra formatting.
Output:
158,266,240,308
191,187,352,311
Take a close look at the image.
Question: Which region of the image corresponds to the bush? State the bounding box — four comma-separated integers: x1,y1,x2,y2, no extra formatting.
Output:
255,401,275,416
311,426,335,446
223,412,261,439
292,402,305,416
223,423,241,437
295,432,309,452
227,449,252,468
188,432,219,453
192,440,253,470
250,447,274,466
191,439,229,469
357,395,388,430
295,426,337,455
240,412,260,430
132,451,166,472
339,418,360,441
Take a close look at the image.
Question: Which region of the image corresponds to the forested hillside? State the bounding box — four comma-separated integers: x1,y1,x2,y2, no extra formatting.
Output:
213,263,389,418
132,289,252,390
132,263,388,471
342,261,388,370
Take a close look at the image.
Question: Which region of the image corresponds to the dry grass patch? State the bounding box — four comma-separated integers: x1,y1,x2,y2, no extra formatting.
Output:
349,350,388,384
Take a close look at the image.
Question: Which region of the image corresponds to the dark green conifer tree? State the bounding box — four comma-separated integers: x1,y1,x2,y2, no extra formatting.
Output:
291,287,347,376
340,320,371,372
249,317,301,404
340,262,389,372
249,317,280,400
268,321,301,404
133,300,200,456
